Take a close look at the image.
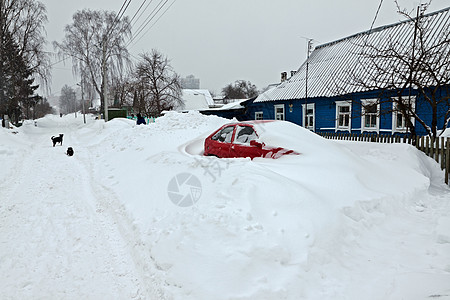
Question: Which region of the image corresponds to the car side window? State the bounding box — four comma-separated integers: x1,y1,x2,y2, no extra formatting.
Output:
212,126,235,143
234,126,258,144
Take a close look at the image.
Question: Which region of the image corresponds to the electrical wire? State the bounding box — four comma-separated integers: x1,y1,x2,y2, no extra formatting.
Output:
128,0,168,45
369,0,384,32
49,57,69,67
131,0,177,47
129,0,151,26
127,0,177,48
105,0,132,38
131,0,154,27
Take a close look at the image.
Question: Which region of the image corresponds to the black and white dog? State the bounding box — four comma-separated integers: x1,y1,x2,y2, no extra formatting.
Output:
66,147,74,156
51,134,64,147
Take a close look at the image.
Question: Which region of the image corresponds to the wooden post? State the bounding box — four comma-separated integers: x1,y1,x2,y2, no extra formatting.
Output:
420,136,424,152
435,137,440,164
441,137,445,170
430,137,435,160
446,138,450,185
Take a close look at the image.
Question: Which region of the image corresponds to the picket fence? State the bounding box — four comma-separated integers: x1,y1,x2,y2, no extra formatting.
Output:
318,132,450,185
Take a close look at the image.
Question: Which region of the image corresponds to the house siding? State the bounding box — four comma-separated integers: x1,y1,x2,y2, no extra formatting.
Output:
246,86,449,137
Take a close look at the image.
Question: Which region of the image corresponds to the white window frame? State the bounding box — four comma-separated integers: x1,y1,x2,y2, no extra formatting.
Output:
255,111,263,120
361,99,380,133
392,96,416,133
302,103,315,131
274,104,285,120
335,100,352,132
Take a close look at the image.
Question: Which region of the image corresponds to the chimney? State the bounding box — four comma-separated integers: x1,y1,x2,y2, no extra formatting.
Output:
290,70,297,77
281,72,287,82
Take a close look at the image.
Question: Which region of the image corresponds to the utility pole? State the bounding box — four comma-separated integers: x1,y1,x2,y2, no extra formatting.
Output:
406,5,421,136
305,38,313,129
102,37,109,122
77,80,86,124
0,0,5,124
73,90,77,118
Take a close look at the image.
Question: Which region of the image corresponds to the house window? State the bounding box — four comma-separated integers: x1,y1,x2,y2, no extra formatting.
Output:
255,112,263,120
392,96,416,133
274,104,285,120
361,99,380,132
336,101,352,131
302,103,315,131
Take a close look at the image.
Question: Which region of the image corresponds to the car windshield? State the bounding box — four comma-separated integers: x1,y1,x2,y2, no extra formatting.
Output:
212,126,235,143
234,125,258,144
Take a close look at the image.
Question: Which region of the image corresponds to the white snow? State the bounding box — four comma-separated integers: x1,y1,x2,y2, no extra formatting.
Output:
1,112,450,299
179,89,214,111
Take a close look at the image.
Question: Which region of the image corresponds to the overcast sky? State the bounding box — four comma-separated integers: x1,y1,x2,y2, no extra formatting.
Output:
38,0,449,97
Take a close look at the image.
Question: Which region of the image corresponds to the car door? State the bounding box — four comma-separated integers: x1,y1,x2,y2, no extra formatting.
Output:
207,125,236,157
230,125,261,158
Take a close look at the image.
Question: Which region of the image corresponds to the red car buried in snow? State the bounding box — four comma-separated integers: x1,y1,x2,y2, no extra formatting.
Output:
203,121,299,159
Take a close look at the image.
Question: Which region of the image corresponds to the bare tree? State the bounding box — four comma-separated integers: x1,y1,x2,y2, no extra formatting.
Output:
59,84,77,114
350,2,450,138
110,72,134,108
54,9,131,115
222,80,259,103
1,0,50,87
33,97,54,118
133,50,182,116
0,0,48,123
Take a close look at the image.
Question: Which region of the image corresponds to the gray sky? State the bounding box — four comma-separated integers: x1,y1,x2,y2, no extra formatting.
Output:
39,0,449,97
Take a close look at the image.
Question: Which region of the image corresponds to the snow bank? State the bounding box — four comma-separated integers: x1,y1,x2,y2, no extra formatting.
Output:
70,112,450,299
2,112,449,299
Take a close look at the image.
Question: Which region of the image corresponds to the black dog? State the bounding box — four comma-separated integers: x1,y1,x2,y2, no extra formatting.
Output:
66,147,74,156
51,134,64,147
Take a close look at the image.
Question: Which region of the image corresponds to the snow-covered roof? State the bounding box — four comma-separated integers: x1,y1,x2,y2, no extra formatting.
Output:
255,6,450,103
205,99,249,111
179,89,214,111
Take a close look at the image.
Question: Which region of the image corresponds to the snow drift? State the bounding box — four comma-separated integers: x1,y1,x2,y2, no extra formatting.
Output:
1,111,449,299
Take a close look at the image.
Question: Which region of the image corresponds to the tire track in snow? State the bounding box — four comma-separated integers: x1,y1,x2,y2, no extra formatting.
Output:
71,139,169,299
0,128,149,299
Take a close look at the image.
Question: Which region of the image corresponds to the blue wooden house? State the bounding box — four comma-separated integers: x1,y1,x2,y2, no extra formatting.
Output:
248,7,450,137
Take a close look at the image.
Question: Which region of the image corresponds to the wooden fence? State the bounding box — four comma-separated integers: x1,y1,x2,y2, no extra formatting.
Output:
318,132,450,185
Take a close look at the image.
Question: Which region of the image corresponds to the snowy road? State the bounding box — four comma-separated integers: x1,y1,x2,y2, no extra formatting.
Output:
2,113,450,299
0,119,163,299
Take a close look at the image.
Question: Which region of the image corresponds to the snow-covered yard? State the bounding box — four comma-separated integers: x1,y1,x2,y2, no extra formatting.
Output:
1,112,449,299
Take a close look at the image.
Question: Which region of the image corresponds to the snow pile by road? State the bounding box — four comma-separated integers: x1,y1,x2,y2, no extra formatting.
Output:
1,111,450,299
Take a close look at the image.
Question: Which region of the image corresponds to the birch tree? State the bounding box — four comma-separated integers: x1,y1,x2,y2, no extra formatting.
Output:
54,9,131,115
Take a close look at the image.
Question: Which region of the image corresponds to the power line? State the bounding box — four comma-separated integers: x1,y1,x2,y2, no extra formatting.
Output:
49,57,69,67
360,0,384,51
127,0,177,48
129,0,168,45
105,0,132,38
131,0,154,27
369,0,384,32
131,0,177,47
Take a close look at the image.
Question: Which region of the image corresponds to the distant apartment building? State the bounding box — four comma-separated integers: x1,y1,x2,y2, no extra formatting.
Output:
180,75,200,89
